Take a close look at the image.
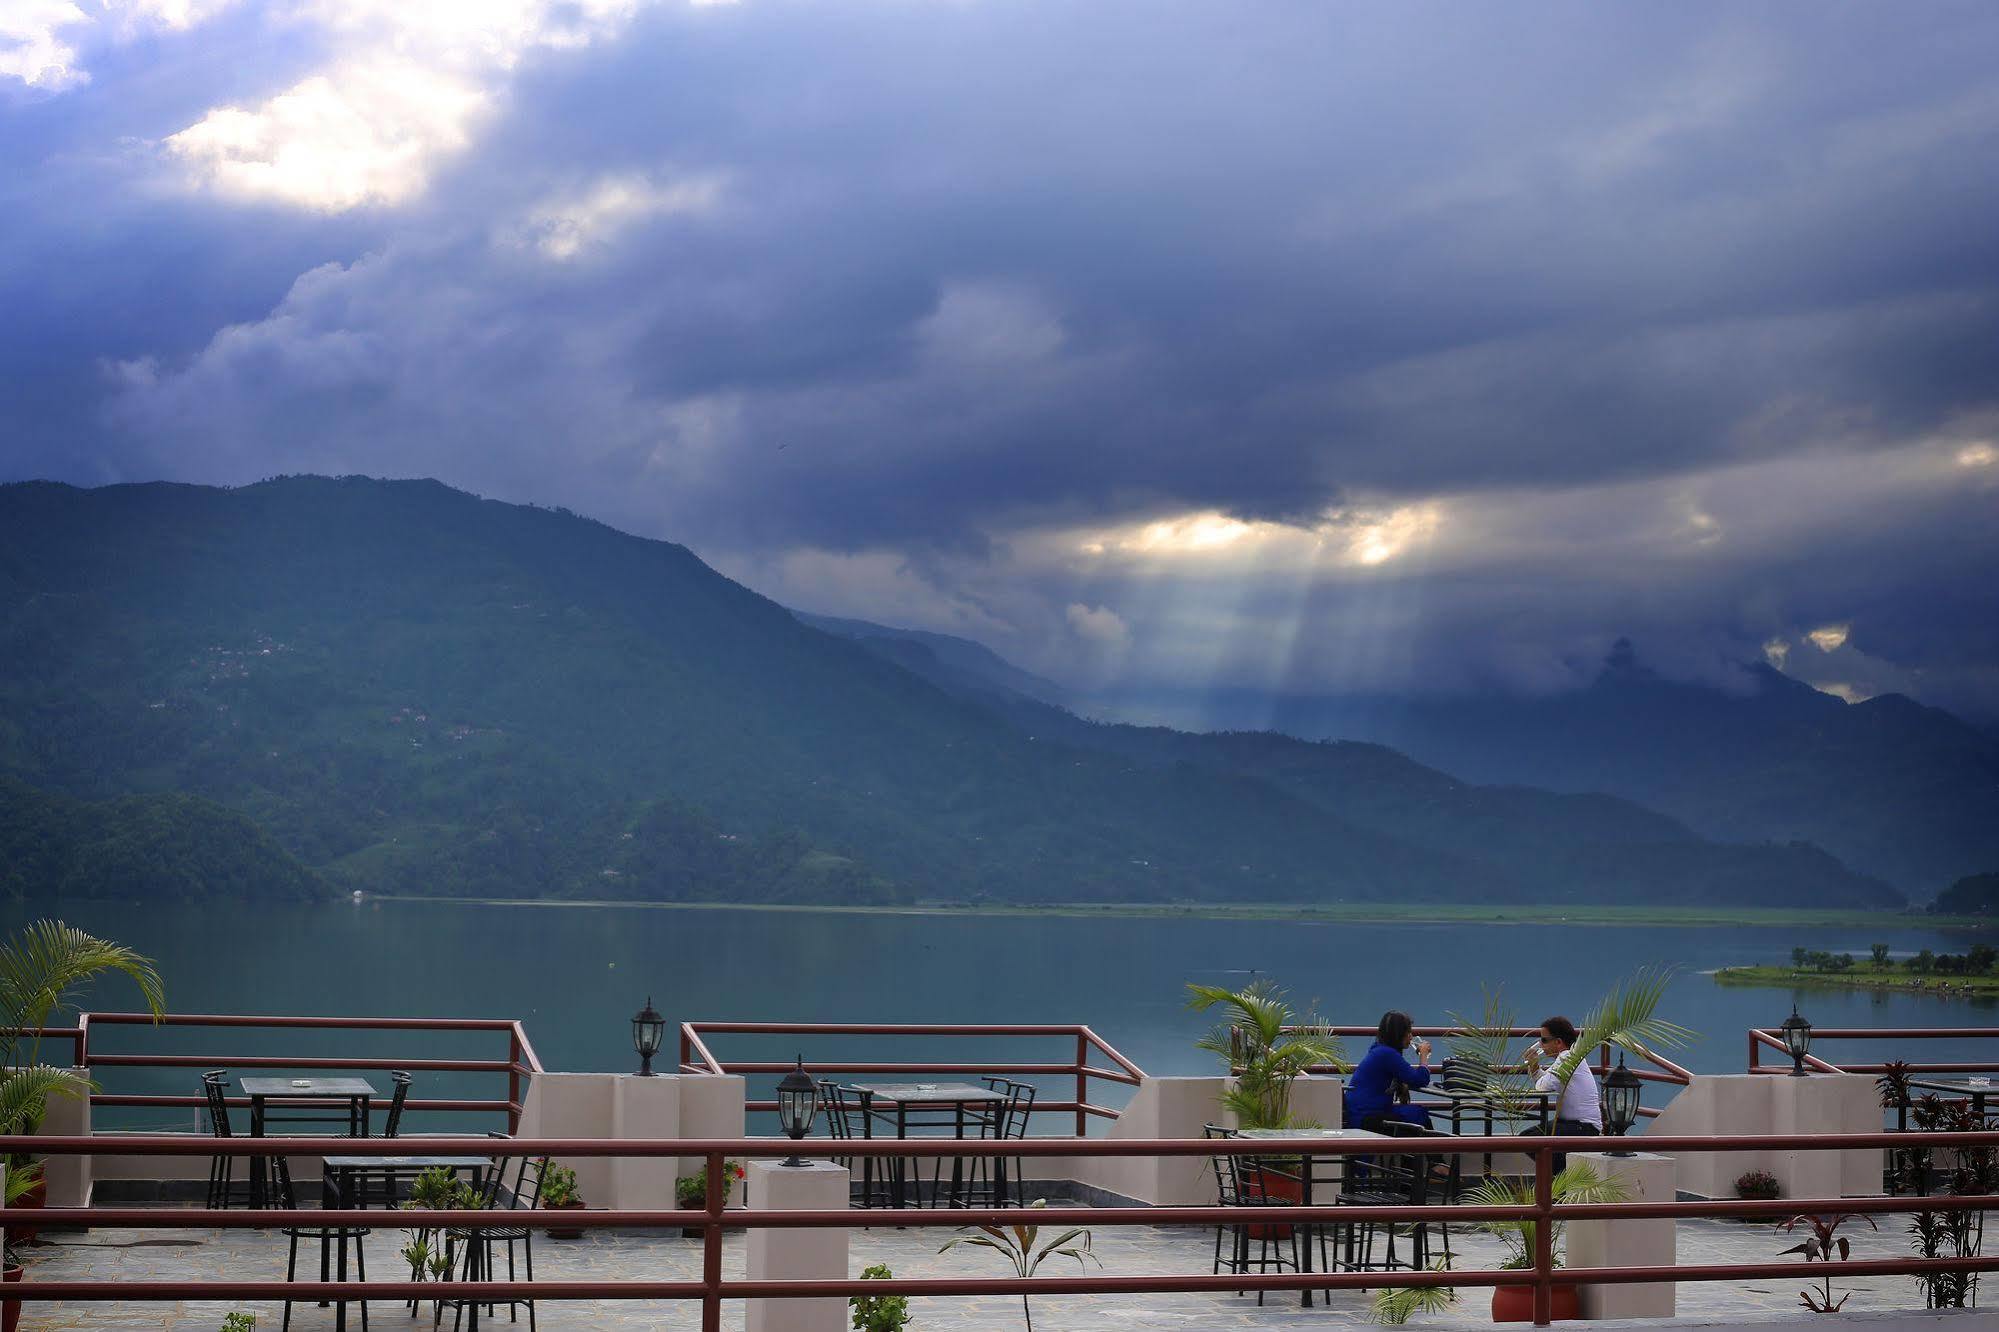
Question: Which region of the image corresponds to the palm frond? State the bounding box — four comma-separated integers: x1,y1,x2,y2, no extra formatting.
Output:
1550,966,1695,1088
0,1064,89,1136
0,921,164,1069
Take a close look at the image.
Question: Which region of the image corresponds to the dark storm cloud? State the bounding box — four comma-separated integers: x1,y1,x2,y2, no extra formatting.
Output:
4,0,1999,713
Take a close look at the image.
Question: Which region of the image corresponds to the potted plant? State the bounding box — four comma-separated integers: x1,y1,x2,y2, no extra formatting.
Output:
0,921,164,1251
1735,1168,1781,1219
539,1164,586,1239
675,1161,744,1238
1186,979,1346,1233
220,1315,257,1331
399,1166,480,1294
1466,1158,1633,1321
849,1262,911,1332
3,1230,21,1332
940,1199,1096,1332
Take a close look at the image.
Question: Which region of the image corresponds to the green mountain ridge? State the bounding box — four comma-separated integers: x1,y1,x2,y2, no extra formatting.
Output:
0,476,1898,909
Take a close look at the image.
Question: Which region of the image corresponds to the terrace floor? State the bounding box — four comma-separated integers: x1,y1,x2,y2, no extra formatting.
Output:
9,1209,1952,1331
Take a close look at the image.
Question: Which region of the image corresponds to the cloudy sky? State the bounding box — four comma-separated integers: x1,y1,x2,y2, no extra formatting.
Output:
6,2,1999,719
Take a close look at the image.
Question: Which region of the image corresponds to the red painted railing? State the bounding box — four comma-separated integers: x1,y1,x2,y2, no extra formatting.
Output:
678,1021,1144,1134
1750,1026,1999,1079
4,1129,1995,1330
53,1012,542,1133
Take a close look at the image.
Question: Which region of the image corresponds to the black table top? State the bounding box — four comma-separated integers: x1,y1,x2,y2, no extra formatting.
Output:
1908,1077,1999,1095
850,1082,1009,1104
242,1077,379,1098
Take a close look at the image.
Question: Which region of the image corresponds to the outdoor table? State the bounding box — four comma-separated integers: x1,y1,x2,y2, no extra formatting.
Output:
242,1076,378,1208
1908,1076,1999,1119
849,1082,1010,1207
1237,1127,1388,1308
325,1154,491,1326
1421,1085,1557,1177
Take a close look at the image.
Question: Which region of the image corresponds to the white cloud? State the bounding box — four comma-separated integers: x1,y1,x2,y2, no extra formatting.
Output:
509,173,725,260
1807,623,1850,652
1066,603,1129,651
164,0,652,210
1,0,241,91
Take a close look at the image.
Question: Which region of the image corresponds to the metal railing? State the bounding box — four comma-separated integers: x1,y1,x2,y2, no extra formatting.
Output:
1750,1026,1999,1079
41,1012,543,1133
678,1021,1144,1133
4,1128,1996,1329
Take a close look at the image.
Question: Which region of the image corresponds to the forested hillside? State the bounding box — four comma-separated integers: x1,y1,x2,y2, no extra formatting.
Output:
0,477,1898,908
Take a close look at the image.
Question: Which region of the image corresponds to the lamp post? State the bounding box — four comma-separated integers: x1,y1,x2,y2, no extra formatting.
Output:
1780,1004,1813,1077
1603,1054,1642,1153
631,996,664,1077
776,1055,817,1167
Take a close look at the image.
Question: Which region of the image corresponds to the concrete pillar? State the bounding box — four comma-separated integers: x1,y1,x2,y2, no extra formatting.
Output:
40,1067,91,1208
1288,1075,1346,1132
1646,1073,1879,1199
746,1159,849,1332
516,1072,745,1211
1568,1150,1675,1319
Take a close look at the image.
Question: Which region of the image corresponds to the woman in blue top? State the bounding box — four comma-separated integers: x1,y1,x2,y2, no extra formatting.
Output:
1344,1010,1434,1129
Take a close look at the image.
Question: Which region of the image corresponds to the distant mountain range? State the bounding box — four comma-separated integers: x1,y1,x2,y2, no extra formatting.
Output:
1068,641,1999,897
0,477,1902,909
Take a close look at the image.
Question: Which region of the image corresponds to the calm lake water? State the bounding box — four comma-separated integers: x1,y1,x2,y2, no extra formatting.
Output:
8,898,1996,1130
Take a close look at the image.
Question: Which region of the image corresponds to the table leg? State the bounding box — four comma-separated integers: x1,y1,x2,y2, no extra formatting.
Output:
249,1096,266,1210
949,1102,967,1207
1294,1155,1312,1308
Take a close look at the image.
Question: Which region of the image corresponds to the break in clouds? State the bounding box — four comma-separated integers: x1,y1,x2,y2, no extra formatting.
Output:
5,2,1999,717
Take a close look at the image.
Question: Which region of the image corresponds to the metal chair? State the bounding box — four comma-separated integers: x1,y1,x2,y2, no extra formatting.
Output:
201,1071,241,1210
274,1151,370,1331
819,1081,891,1208
436,1134,526,1330
964,1077,1036,1207
1202,1125,1301,1304
1341,1121,1455,1275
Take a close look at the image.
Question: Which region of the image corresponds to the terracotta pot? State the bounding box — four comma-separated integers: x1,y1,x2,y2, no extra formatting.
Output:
544,1198,586,1240
3,1261,22,1332
6,1180,44,1249
1491,1282,1580,1322
1245,1165,1301,1241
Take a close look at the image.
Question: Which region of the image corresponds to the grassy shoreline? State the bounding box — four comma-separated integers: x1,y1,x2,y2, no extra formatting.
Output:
1713,964,1999,995
364,894,1991,930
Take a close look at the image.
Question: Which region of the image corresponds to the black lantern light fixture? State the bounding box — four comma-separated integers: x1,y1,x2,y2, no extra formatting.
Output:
776,1054,817,1166
1603,1054,1642,1152
1780,1004,1813,1077
632,996,664,1077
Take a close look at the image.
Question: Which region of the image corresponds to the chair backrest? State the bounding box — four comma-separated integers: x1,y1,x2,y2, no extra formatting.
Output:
1202,1123,1241,1203
1001,1081,1036,1140
1373,1119,1451,1204
201,1070,233,1138
816,1081,850,1141
509,1156,551,1210
477,1129,513,1208
381,1070,412,1139
1440,1057,1490,1093
829,1084,876,1140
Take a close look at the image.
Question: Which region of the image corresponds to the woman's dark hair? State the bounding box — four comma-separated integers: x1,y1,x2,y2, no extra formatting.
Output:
1377,1010,1414,1049
1540,1016,1580,1047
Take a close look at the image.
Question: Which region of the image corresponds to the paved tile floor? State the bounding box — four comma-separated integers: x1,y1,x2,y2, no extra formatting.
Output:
9,1210,1960,1330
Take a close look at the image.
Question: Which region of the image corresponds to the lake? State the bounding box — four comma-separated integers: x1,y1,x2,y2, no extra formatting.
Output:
8,898,1996,1130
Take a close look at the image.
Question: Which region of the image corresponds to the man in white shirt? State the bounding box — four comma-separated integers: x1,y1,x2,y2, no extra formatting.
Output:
1524,1015,1601,1169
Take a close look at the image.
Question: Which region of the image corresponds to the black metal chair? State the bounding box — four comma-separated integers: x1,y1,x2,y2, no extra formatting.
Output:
436,1134,527,1330
819,1081,891,1208
958,1077,1036,1208
274,1150,370,1331
201,1071,242,1210
1204,1124,1301,1304
1340,1121,1455,1275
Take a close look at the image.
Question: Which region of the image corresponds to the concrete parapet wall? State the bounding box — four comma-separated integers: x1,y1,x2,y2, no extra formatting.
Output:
1646,1073,1881,1199
517,1071,745,1210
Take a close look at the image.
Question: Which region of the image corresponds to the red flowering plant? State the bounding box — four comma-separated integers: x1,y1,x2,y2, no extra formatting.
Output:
675,1160,745,1208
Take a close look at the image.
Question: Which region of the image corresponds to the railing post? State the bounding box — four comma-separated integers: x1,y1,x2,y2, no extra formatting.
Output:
1075,1032,1089,1136
508,1028,521,1136
1748,1030,1759,1074
703,1151,724,1332
1532,1144,1554,1327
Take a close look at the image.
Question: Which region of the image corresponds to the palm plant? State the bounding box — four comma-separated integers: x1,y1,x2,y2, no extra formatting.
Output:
1464,1158,1634,1271
1186,979,1347,1129
1449,968,1694,1127
940,1198,1098,1332
0,921,164,1196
